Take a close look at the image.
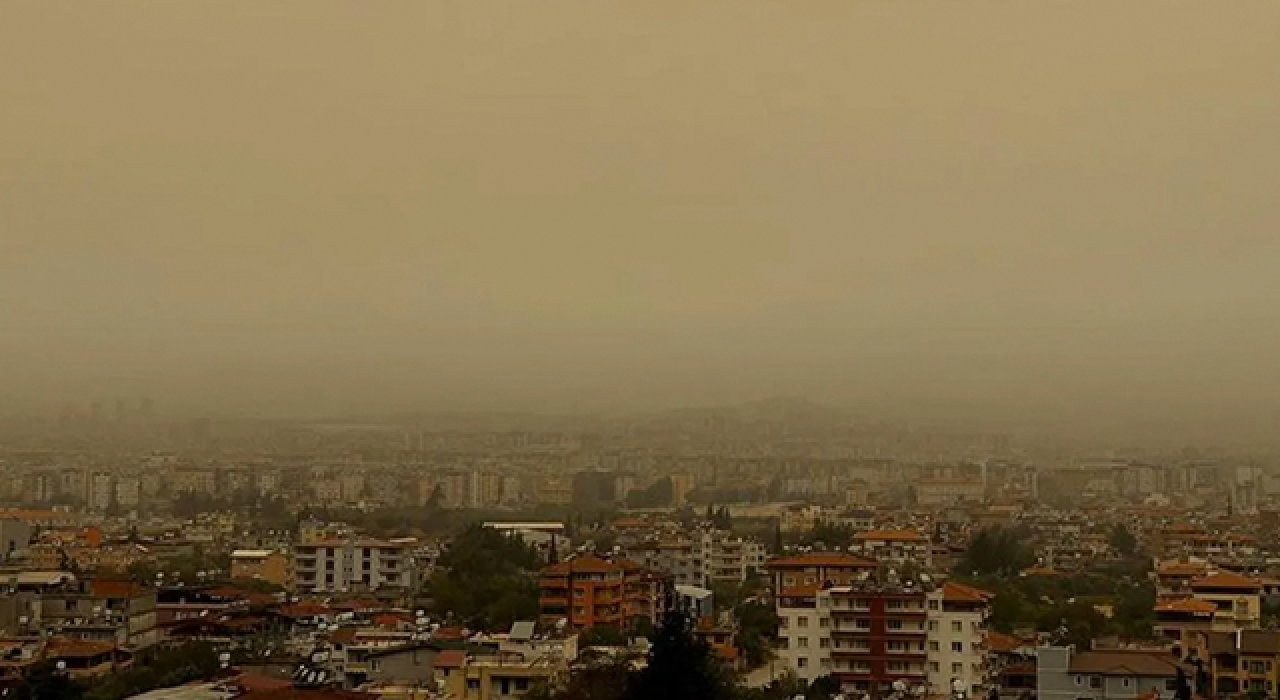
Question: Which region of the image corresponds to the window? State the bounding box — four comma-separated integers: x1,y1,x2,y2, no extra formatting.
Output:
798,657,809,669
952,663,963,673
952,621,963,632
371,660,381,672
930,641,940,652
929,600,939,610
516,679,529,692
928,620,939,631
888,619,903,631
777,637,789,650
1076,676,1085,687
798,616,809,628
467,679,480,691
820,638,830,649
1122,679,1130,688
930,662,940,672
821,658,832,669
1165,680,1179,691
779,617,788,629
819,617,830,628
952,642,963,653
1090,677,1102,689
798,637,809,649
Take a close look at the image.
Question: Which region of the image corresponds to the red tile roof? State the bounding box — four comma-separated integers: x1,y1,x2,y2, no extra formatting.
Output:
1192,572,1261,591
90,579,144,598
434,650,468,668
542,554,623,575
942,581,993,603
1155,599,1217,614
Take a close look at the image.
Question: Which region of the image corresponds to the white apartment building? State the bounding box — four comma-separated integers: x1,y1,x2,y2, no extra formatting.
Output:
114,477,141,509
293,537,417,593
88,473,113,512
624,527,767,587
850,530,932,569
927,581,994,697
767,560,993,694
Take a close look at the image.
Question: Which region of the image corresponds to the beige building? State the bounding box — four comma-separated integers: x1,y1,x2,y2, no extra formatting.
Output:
230,549,293,589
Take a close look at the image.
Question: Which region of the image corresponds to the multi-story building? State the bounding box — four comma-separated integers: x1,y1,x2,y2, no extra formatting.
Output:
819,584,930,693
927,581,994,697
113,477,141,510
1194,629,1280,698
87,473,113,512
1189,572,1262,630
850,530,931,569
439,651,560,700
1154,598,1217,658
32,579,159,650
539,555,627,631
623,527,767,588
168,469,217,496
292,538,416,593
767,553,879,684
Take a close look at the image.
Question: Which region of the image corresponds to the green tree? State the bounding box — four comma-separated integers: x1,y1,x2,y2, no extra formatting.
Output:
957,526,1034,577
1108,524,1139,557
735,599,780,668
10,662,86,700
626,608,737,700
428,525,542,631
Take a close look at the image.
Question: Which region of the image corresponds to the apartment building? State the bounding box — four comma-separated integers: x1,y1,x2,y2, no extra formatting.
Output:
767,553,879,684
623,527,767,588
927,581,994,697
32,579,159,650
538,555,626,631
1194,629,1280,697
850,530,931,569
438,651,560,700
293,538,416,593
1190,572,1262,630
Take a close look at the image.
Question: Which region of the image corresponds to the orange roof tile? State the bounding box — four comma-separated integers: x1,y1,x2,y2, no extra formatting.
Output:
942,581,994,603
1192,572,1261,591
1155,599,1218,614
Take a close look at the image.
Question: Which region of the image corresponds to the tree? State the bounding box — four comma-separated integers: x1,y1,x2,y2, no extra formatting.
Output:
957,526,1034,577
735,599,780,668
807,675,843,700
1108,524,1138,557
527,659,633,700
10,662,85,700
803,522,854,550
428,525,542,631
626,608,737,700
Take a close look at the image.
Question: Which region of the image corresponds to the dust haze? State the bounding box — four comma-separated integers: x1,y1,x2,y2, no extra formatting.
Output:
2,1,1279,444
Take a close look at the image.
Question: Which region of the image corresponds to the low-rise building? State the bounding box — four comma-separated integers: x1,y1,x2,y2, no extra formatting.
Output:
1036,647,1186,700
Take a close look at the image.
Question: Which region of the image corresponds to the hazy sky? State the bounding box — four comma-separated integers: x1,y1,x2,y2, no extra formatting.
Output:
2,2,1279,440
